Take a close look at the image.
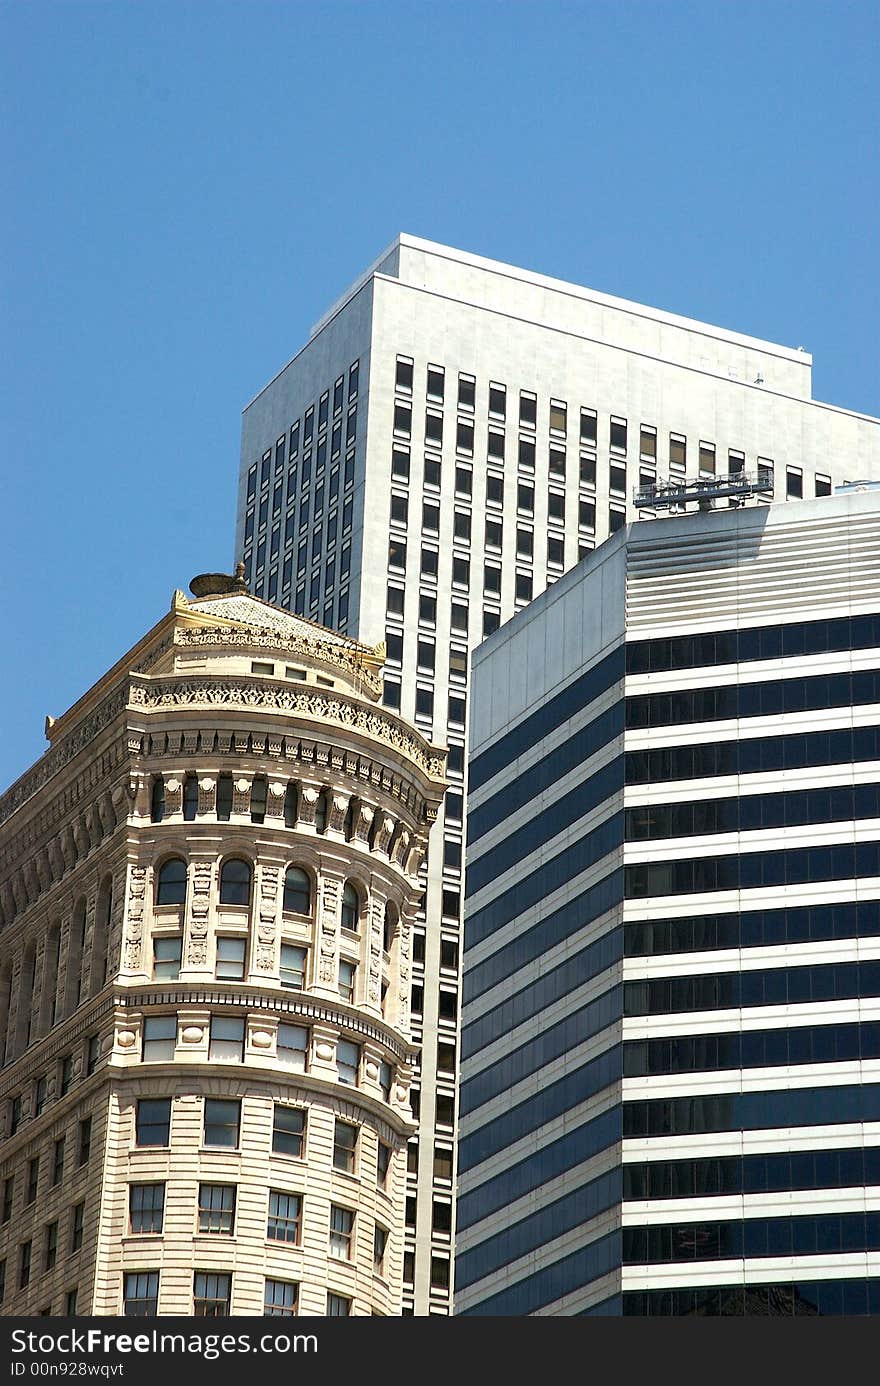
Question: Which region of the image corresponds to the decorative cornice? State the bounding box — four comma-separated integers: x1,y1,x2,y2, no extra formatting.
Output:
128,675,446,782
174,627,383,697
0,685,129,829
116,985,417,1063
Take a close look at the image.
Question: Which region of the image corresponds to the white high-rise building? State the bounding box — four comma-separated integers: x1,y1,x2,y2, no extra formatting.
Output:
235,234,880,1312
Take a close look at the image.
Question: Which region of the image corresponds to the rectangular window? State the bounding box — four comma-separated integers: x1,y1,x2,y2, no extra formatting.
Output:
339,960,356,1004
434,1146,454,1181
374,1224,388,1273
609,462,627,494
580,453,596,487
142,1015,176,1062
815,473,832,497
203,1098,240,1148
65,1289,77,1315
516,527,533,559
515,571,533,602
519,392,537,428
423,456,441,488
124,1271,158,1317
337,1039,360,1086
26,1157,38,1204
580,409,597,445
209,1016,245,1062
549,442,566,477
640,426,657,459
452,556,470,587
328,1293,351,1316
450,601,468,634
136,1099,170,1147
488,382,506,418
487,429,505,462
610,416,627,452
78,1116,92,1164
198,1184,236,1235
548,489,565,522
264,1279,298,1316
333,1120,357,1173
485,517,502,550
422,499,440,533
517,480,534,513
453,509,471,543
415,686,434,719
71,1203,84,1253
455,464,472,496
329,1205,354,1260
426,365,445,400
277,1023,308,1073
388,538,406,571
456,419,474,453
44,1221,58,1271
272,1104,306,1157
425,410,442,446
787,467,804,498
193,1271,231,1317
458,374,475,410
152,936,182,979
391,445,410,482
215,937,246,982
518,436,535,469
279,944,307,991
549,400,567,434
579,498,596,530
699,441,716,474
268,1190,302,1243
669,433,687,468
377,1142,391,1188
52,1138,65,1186
34,1076,47,1116
129,1183,165,1235
395,357,413,392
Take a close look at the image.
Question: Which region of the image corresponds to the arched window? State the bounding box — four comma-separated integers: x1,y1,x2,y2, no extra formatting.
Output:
283,867,311,915
219,859,252,906
150,777,165,823
156,859,187,906
91,876,113,994
283,782,298,828
341,882,360,932
383,902,397,954
183,775,199,822
250,777,268,825
314,790,328,834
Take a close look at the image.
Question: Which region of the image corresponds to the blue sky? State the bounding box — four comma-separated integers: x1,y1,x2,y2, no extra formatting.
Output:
1,0,878,792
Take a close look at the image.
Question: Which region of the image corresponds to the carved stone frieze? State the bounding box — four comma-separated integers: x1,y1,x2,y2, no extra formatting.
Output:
123,865,146,971
318,877,340,983
125,675,446,780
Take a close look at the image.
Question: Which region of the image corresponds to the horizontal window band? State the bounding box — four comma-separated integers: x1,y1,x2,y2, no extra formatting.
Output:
624,958,880,1016
459,1058,621,1173
457,1106,622,1232
461,994,621,1115
622,1279,880,1316
623,1143,880,1202
469,647,625,793
623,1080,880,1138
626,724,880,785
625,668,880,730
467,812,623,945
469,712,624,845
623,1210,880,1265
456,1229,621,1317
626,782,880,842
462,929,622,1060
625,839,880,898
464,870,622,1002
624,900,880,957
468,757,623,892
624,1020,880,1075
626,613,880,676
456,1167,622,1290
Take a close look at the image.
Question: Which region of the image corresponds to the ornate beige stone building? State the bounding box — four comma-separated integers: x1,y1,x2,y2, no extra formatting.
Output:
0,571,446,1316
